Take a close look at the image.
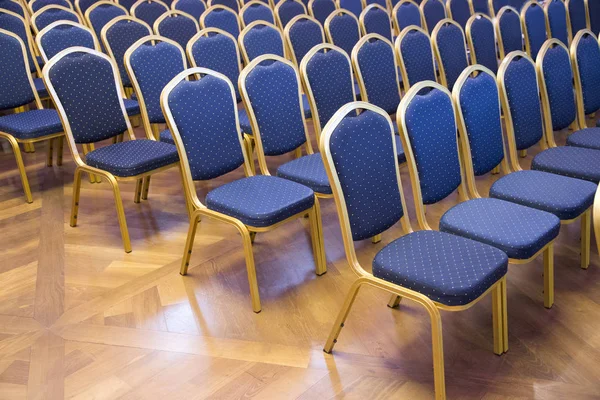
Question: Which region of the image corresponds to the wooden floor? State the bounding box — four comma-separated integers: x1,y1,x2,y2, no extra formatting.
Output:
2,123,600,400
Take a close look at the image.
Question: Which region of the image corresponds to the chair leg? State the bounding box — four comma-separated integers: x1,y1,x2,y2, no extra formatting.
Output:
323,278,364,354
46,139,54,167
134,179,142,204
82,144,100,183
543,244,554,309
240,226,262,313
244,135,255,175
70,167,83,227
428,307,446,400
491,166,500,175
387,295,401,308
491,281,504,355
249,231,256,244
371,234,382,243
106,174,132,253
580,209,591,270
308,201,327,276
7,136,33,203
501,277,509,353
519,150,527,158
141,176,150,200
180,211,200,276
56,137,63,166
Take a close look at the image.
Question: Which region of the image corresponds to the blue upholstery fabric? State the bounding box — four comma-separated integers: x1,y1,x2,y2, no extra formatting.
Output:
118,0,138,11
47,51,128,143
244,60,306,155
203,7,239,38
523,3,546,60
302,93,312,118
589,0,600,35
34,78,48,98
133,0,168,29
532,146,600,183
276,153,331,194
490,0,508,14
0,0,25,17
502,55,544,150
440,197,560,259
104,19,150,88
469,16,497,74
77,0,99,16
471,0,490,14
447,0,470,29
0,109,62,138
327,13,360,57
129,41,186,123
206,175,314,227
540,44,576,131
328,109,404,240
362,6,392,42
31,0,71,12
399,28,436,88
173,0,206,20
395,1,421,30
189,31,241,101
365,0,387,8
575,33,600,115
0,11,36,73
277,0,304,28
355,38,400,114
159,128,171,143
123,98,140,116
567,0,586,37
211,0,239,12
338,0,362,17
546,0,569,46
288,17,323,64
86,140,178,176
422,0,445,32
33,7,80,31
0,31,36,110
157,14,198,50
458,72,504,175
566,128,600,150
490,170,596,220
242,3,274,25
242,23,285,61
87,4,126,52
404,88,462,204
373,230,508,306
435,22,467,90
509,0,526,10
39,23,95,60
498,7,522,55
310,0,335,25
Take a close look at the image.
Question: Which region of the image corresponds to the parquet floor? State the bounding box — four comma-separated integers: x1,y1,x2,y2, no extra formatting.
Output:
2,123,600,400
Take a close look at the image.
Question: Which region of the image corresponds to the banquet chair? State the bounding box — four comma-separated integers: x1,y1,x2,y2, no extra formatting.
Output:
361,0,387,11
393,0,423,32
117,0,139,11
360,4,393,42
521,0,546,60
31,5,81,33
207,0,239,12
274,0,305,29
431,19,467,91
395,26,436,91
29,0,72,14
586,0,600,35
569,30,600,134
0,0,27,18
445,0,471,29
0,11,41,80
162,67,326,312
544,0,570,46
566,0,588,38
470,0,491,15
84,1,128,50
495,6,523,59
488,0,508,16
337,0,362,17
239,0,274,27
154,10,199,49
0,29,64,203
36,20,97,61
75,0,101,18
284,14,324,66
420,0,445,33
44,47,179,252
324,9,361,57
200,4,241,38
131,0,168,29
308,0,336,26
239,20,286,63
466,13,498,74
171,0,205,19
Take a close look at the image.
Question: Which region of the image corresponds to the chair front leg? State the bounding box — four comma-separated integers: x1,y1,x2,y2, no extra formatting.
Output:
46,138,54,167
106,174,132,253
543,244,554,309
323,278,365,354
70,167,83,227
141,176,150,200
6,135,33,203
371,234,382,243
180,210,201,275
308,200,326,276
239,225,261,313
56,136,64,166
387,295,401,308
580,209,591,270
134,179,143,204
501,277,508,353
428,306,446,400
491,280,506,355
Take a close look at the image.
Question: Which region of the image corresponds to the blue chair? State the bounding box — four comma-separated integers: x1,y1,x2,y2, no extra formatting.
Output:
284,14,325,66
467,13,498,73
470,0,490,15
398,80,560,308
494,6,522,58
162,67,326,313
454,64,595,271
0,0,27,18
361,0,387,11
308,0,336,26
29,0,72,13
36,20,97,62
521,0,546,60
84,1,128,50
393,0,423,31
359,4,392,42
567,0,588,38
31,5,81,33
240,0,274,27
320,101,508,400
117,0,139,10
324,9,361,57
337,0,362,17
544,0,570,46
446,0,471,29
0,29,64,203
421,0,446,33
396,26,436,91
131,0,169,29
154,10,199,49
171,0,205,20
489,0,508,16
75,0,101,18
207,0,239,12
587,0,600,35
200,4,241,38
431,19,467,90
239,21,286,63
274,0,306,30
0,10,40,75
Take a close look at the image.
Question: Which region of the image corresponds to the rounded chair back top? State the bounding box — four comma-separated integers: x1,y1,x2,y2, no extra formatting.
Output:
239,20,286,63
131,0,169,29
359,3,392,42
284,14,325,65
172,0,206,20
544,0,570,46
494,5,522,58
31,5,81,33
37,20,99,62
394,0,423,31
421,0,446,33
154,10,199,49
240,0,275,27
336,0,362,17
521,0,547,60
571,29,600,116
431,18,468,90
324,9,360,56
274,0,307,29
207,0,239,12
0,9,39,74
201,4,241,38
466,13,497,73
446,0,471,29
29,0,73,14
396,25,436,91
566,0,588,38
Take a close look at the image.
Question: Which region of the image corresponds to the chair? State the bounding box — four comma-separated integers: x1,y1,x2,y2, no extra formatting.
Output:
0,10,40,75
495,6,522,59
521,1,546,60
162,67,326,313
336,0,362,17
393,0,423,32
446,0,471,29
466,13,497,73
131,0,168,29
240,0,275,27
274,0,306,30
420,0,445,33
29,0,72,14
117,0,139,11
84,1,128,49
586,0,600,35
488,0,508,16
308,0,336,26
200,5,241,38
44,47,179,252
0,29,64,203
31,5,82,33
284,14,324,66
544,0,570,45
395,26,436,91
359,4,392,42
566,0,588,38
171,0,205,20
75,0,100,18
0,0,27,18
324,9,360,56
432,19,468,90
207,0,239,12
154,10,199,49
36,20,98,62
470,0,490,15
320,101,508,400
454,64,595,271
361,0,388,10
239,21,286,63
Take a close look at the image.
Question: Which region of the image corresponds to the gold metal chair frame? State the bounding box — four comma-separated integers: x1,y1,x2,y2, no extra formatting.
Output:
430,18,467,89
565,0,590,40
359,3,392,37
394,0,422,34
494,6,522,59
487,0,503,17
420,0,446,33
28,0,74,16
239,0,275,28
30,4,83,34
544,0,572,45
319,101,508,400
520,0,546,59
130,0,169,26
394,26,437,92
84,1,129,33
274,0,306,30
467,0,489,15
200,4,241,32
570,29,599,129
334,0,363,16
445,0,471,26
160,67,326,313
466,13,496,68
324,8,361,53
360,0,391,13
238,20,287,64
154,9,200,38
283,14,325,66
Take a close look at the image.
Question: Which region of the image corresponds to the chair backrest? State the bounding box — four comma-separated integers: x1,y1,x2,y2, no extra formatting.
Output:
154,10,199,49
521,1,546,60
125,35,187,130
284,14,324,65
172,0,206,20
101,15,151,87
394,0,422,31
117,0,139,10
488,0,508,16
352,34,401,114
396,25,436,91
162,68,248,183
274,0,306,29
309,0,336,25
566,0,588,38
239,21,285,63
587,0,600,35
0,0,27,18
466,13,497,73
300,43,356,137
544,0,569,45
240,1,275,27
187,28,242,101
0,10,39,74
207,0,239,12
336,0,362,17
201,4,240,38
320,102,408,243
470,0,490,15
324,9,360,56
31,5,81,33
446,0,471,29
75,0,100,19
0,29,40,111
37,20,98,62
432,19,468,90
495,6,522,58
361,0,388,11
131,0,168,29
571,30,600,117
359,4,392,41
420,0,445,32
29,0,72,14
85,1,128,50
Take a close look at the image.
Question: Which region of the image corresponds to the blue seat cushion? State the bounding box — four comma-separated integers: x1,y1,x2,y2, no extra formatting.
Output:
0,109,63,139
159,128,173,144
34,78,48,98
394,135,406,164
532,146,600,183
566,128,600,150
440,198,560,260
596,119,600,127
276,153,331,194
302,94,311,119
206,175,315,227
86,139,179,177
123,98,140,116
373,230,508,306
